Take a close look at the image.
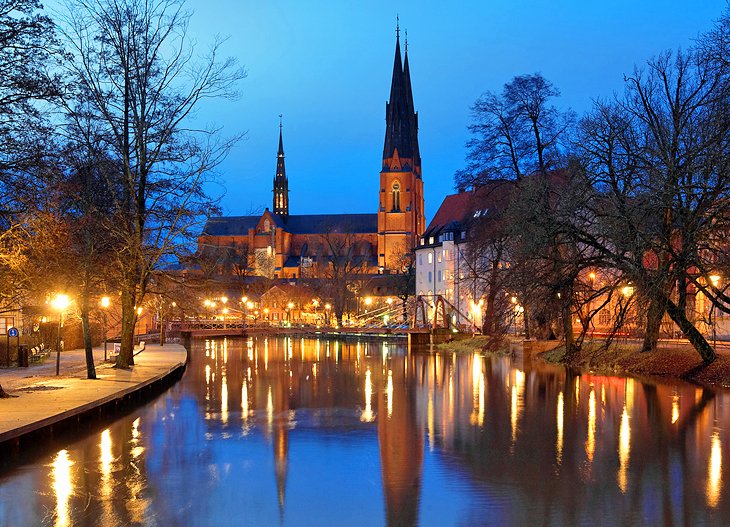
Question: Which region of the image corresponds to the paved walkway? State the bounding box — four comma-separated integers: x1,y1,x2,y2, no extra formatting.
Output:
0,344,187,444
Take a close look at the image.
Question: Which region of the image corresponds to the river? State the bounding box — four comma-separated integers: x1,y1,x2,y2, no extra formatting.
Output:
0,336,728,526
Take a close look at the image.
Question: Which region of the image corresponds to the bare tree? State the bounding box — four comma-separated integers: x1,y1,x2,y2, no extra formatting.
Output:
58,0,244,367
575,45,730,363
310,228,369,326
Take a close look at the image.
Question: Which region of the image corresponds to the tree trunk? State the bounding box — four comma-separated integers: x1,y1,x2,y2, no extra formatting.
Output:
159,315,164,346
677,269,688,314
562,299,576,358
117,288,136,367
81,301,97,380
523,307,530,339
665,296,716,364
642,295,666,352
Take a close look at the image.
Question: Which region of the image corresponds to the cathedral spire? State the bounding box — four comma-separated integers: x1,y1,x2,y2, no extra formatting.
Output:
273,115,289,219
383,23,420,173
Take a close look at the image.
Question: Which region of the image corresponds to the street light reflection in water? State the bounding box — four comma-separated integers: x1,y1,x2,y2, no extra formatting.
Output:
1,336,730,526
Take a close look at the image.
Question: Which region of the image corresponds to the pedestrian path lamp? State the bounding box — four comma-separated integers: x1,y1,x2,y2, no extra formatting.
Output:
51,294,71,376
710,275,721,349
100,296,110,360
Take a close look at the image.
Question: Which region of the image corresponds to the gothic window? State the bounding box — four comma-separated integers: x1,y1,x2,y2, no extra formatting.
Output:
391,182,401,212
264,219,270,231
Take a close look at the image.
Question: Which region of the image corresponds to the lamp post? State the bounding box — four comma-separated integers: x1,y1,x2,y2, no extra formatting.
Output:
136,306,143,342
710,275,721,350
51,294,71,376
100,296,110,361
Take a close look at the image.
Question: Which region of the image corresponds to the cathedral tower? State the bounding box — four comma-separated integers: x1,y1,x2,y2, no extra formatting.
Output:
273,116,289,219
378,25,425,270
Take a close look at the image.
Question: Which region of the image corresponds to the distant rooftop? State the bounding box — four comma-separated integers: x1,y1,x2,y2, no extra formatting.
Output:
202,213,377,237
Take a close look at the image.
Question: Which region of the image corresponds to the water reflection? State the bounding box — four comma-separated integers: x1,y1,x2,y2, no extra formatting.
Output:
0,337,729,526
51,450,72,527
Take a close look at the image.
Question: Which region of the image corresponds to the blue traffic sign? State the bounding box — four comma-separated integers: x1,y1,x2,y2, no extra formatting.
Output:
7,327,18,337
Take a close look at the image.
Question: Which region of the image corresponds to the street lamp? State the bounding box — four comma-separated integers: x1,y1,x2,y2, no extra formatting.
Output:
51,294,71,376
710,275,721,349
136,306,143,341
100,296,110,361
325,303,332,326
287,302,294,324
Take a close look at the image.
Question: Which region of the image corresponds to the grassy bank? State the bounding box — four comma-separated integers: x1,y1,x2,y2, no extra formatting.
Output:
541,341,730,389
434,335,512,355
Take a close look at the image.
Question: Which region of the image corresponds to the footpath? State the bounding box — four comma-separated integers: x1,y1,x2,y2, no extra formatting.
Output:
0,344,187,445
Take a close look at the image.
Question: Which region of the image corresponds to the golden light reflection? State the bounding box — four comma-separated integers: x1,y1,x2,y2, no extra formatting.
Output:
707,430,722,508
626,378,634,413
100,429,113,476
618,406,630,493
52,449,73,527
387,370,393,418
99,428,113,519
131,418,144,458
511,370,525,445
361,368,375,422
205,364,211,403
267,386,274,434
556,392,564,465
672,394,680,424
264,339,269,370
242,382,249,421
221,372,229,425
586,388,596,463
574,375,581,407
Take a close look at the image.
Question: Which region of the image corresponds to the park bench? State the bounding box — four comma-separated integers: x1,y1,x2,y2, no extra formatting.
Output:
109,340,146,362
29,343,49,362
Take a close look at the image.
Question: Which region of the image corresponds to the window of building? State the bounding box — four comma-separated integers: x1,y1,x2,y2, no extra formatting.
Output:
428,271,432,283
598,309,611,326
437,252,442,263
0,317,14,335
418,254,423,265
427,253,433,264
429,236,434,244
444,249,449,259
437,270,442,282
391,182,401,212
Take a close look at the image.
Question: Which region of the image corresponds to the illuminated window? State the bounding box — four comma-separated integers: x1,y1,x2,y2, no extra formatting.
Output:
0,317,14,334
391,182,401,212
427,253,433,264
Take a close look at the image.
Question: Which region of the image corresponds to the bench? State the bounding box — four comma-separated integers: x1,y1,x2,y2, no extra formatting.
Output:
109,340,146,362
30,343,49,362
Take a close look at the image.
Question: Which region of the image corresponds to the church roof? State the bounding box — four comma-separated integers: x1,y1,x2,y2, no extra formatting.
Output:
285,214,377,234
201,213,377,237
201,216,260,236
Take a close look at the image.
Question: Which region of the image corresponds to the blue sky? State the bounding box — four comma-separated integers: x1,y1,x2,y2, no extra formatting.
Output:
184,0,728,221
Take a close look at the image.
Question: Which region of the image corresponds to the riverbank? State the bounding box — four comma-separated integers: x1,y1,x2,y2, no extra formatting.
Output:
0,344,187,451
540,341,730,389
435,336,730,389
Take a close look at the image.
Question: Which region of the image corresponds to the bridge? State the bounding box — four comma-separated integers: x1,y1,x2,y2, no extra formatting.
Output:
167,295,478,345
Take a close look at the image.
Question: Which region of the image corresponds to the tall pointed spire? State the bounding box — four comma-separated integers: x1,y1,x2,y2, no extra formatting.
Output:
273,115,289,219
383,22,420,174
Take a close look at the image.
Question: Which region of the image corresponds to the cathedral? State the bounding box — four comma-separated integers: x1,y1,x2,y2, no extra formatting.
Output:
199,29,425,279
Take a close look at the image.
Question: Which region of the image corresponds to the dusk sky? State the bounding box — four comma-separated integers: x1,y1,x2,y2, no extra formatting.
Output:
182,0,728,221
